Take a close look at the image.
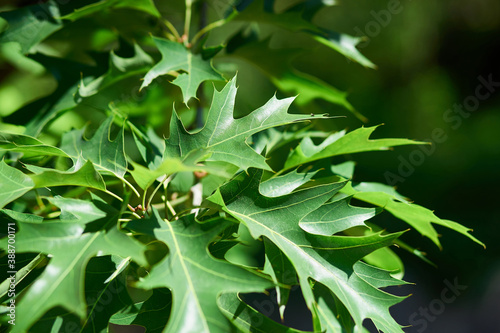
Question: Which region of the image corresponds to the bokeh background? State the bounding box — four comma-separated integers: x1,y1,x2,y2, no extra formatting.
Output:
1,0,499,332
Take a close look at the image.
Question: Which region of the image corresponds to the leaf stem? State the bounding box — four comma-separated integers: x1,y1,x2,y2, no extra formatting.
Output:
121,177,141,198
147,175,172,213
104,189,123,202
190,11,237,46
166,200,177,218
163,19,182,41
184,0,193,45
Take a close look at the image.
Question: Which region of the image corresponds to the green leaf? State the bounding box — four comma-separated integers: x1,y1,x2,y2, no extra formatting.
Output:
1,209,43,223
235,0,375,68
141,37,224,103
343,182,485,249
24,82,79,137
128,210,273,333
79,256,135,333
109,289,171,333
130,157,201,191
164,76,323,170
259,168,318,197
229,38,362,119
300,196,380,236
46,196,107,224
217,293,309,333
209,169,408,332
284,126,426,170
62,0,161,21
27,160,106,190
0,0,62,54
262,238,297,320
76,44,153,99
0,161,34,209
0,132,69,158
313,31,376,69
59,117,127,178
363,246,405,280
0,215,147,333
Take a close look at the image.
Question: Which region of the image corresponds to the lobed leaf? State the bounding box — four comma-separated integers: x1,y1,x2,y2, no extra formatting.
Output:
284,126,426,170
209,169,408,332
343,182,485,249
0,209,147,333
0,132,69,158
128,210,273,333
164,76,325,171
141,37,224,104
59,116,127,179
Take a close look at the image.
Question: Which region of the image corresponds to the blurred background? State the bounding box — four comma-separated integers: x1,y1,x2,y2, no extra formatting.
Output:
1,0,499,332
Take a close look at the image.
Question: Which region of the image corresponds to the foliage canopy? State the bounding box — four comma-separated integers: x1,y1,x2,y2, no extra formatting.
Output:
0,1,483,332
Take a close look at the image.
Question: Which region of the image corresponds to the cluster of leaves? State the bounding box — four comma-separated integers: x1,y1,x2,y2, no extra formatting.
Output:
0,1,483,332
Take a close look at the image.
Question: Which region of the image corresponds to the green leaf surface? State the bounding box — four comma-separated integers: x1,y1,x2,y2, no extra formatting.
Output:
262,238,297,319
0,132,69,158
46,196,107,224
62,0,161,21
300,196,380,236
141,37,224,103
217,293,309,333
284,126,426,170
0,216,147,333
24,82,79,137
59,117,127,178
235,0,375,68
229,38,362,119
209,169,407,332
0,0,62,54
164,77,323,170
128,211,273,333
76,44,153,100
0,161,34,209
363,246,405,280
1,209,43,223
28,160,106,190
109,289,171,333
259,168,318,197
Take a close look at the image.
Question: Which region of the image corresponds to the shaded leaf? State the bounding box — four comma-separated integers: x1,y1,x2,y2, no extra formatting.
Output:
27,160,106,191
229,38,362,119
109,289,171,333
363,246,405,280
0,214,147,333
141,37,224,103
218,293,309,333
46,196,107,224
76,44,153,100
0,0,62,54
62,0,161,21
0,132,69,158
235,0,375,68
59,117,127,178
0,161,34,209
128,210,273,333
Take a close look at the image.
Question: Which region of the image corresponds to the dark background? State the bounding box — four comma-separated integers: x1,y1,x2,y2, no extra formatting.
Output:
1,0,499,332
